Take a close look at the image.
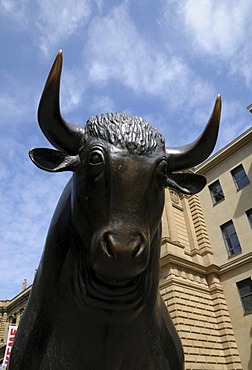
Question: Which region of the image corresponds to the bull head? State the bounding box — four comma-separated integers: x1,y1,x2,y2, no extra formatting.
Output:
29,50,221,195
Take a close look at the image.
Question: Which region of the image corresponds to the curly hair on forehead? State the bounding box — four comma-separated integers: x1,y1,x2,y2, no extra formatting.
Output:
82,113,165,155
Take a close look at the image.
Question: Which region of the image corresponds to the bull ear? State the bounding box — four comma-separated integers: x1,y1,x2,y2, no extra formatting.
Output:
29,148,80,172
165,173,206,195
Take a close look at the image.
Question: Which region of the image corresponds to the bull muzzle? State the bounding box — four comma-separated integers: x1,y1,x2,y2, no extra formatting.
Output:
91,230,149,282
101,232,147,259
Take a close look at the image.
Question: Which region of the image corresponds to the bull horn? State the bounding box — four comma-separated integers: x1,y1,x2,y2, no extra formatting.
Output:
166,95,221,171
38,50,84,154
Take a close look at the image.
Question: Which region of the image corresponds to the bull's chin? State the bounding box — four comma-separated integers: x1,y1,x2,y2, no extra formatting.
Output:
80,264,147,317
94,272,137,287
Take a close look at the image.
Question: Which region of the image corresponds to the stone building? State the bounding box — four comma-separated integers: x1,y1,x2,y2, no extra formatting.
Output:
1,130,251,369
0,285,31,365
160,188,242,369
194,127,252,370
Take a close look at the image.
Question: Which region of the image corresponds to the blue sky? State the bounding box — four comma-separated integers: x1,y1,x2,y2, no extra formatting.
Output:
0,0,251,299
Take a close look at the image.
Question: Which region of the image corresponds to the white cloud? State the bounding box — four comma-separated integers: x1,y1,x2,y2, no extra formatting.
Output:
183,0,248,58
0,0,29,24
0,137,70,298
217,99,251,149
0,71,38,125
60,68,86,114
0,0,92,57
0,59,86,131
94,0,104,14
86,3,214,113
161,0,252,88
36,0,92,55
91,95,115,114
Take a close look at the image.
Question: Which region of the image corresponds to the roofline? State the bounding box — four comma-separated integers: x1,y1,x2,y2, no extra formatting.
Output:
194,127,252,174
0,285,32,305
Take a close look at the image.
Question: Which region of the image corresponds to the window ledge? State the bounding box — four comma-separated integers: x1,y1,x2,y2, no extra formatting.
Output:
235,181,250,192
227,250,242,259
244,310,252,316
213,198,225,207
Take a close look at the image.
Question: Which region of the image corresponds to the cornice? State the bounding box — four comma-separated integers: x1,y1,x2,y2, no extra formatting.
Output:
194,128,252,175
160,251,252,277
160,253,220,275
1,286,32,314
219,252,252,274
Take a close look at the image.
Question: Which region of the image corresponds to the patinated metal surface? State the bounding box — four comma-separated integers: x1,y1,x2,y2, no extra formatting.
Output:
8,51,221,370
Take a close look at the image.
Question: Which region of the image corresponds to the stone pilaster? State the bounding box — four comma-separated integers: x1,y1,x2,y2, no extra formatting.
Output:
160,259,243,369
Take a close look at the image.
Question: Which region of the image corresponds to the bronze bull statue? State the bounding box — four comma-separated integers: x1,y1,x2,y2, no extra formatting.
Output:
8,51,221,369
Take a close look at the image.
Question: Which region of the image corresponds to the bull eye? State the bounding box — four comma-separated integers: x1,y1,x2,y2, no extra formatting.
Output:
88,148,105,178
88,150,104,166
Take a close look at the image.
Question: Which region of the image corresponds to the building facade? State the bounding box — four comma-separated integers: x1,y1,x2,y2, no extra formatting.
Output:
0,286,31,366
195,128,252,370
1,130,251,369
160,188,242,369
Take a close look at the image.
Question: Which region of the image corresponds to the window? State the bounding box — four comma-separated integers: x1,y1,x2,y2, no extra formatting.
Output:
231,164,249,190
220,220,242,256
246,209,252,227
237,278,252,313
209,180,225,204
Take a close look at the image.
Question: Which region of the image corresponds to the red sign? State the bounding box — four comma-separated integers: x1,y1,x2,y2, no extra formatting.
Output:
3,325,17,367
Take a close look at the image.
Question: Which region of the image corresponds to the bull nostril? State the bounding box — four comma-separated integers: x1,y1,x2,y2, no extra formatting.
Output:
100,232,147,259
101,233,114,258
131,236,145,258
